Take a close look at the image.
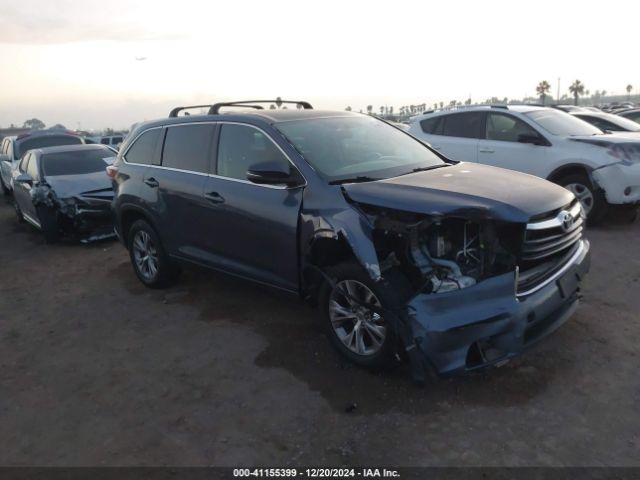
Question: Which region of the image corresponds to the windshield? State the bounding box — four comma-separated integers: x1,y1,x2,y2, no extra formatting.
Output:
525,109,603,136
275,116,445,182
42,148,113,176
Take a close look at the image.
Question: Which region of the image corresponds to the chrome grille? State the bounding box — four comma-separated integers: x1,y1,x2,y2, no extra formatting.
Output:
517,199,584,294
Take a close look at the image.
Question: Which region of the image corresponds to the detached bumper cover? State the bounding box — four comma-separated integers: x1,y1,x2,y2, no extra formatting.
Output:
592,161,640,205
408,239,591,376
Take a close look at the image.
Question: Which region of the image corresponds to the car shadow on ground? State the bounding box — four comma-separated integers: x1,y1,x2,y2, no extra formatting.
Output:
109,258,569,416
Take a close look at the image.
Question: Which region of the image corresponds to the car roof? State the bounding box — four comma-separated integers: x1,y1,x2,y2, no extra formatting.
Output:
15,130,82,143
31,144,111,156
137,109,361,131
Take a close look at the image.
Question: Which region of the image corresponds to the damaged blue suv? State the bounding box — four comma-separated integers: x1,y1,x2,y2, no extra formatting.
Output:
110,100,590,383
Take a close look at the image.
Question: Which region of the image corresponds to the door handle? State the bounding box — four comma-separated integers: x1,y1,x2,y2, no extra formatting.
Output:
205,191,225,204
479,148,495,154
144,177,159,188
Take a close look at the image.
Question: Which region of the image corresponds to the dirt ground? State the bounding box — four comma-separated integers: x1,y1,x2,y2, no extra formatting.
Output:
0,198,639,467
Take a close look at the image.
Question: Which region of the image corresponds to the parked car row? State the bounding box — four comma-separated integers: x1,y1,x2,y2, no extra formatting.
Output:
408,105,640,223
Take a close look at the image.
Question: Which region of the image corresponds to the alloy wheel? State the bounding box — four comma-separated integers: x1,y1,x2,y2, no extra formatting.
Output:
565,182,594,215
328,280,386,357
132,230,159,281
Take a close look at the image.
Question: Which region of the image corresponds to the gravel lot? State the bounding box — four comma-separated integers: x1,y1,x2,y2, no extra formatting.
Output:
1,199,639,467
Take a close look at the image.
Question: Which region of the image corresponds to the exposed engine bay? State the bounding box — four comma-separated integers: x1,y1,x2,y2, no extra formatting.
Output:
360,206,523,295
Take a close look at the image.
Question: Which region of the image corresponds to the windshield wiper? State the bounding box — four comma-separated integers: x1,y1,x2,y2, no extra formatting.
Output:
329,176,378,185
410,164,450,173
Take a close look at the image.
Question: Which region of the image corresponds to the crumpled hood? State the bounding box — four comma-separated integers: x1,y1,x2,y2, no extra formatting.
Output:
342,162,574,224
44,171,113,202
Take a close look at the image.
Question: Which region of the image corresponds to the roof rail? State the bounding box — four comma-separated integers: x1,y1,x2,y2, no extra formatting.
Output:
208,100,313,115
421,104,511,115
169,105,217,118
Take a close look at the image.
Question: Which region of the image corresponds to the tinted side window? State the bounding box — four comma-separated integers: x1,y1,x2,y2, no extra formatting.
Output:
420,116,443,135
125,128,161,165
442,113,483,138
486,113,539,142
162,124,214,173
101,138,110,144
217,124,290,181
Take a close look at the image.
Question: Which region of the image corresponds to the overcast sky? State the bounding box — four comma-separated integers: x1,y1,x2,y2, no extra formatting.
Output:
0,0,638,130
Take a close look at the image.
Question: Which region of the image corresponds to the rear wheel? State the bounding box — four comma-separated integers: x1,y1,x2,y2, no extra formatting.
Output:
319,262,413,370
557,173,607,224
127,219,179,288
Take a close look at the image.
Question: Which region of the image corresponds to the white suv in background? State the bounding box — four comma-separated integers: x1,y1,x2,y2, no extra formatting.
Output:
408,105,640,222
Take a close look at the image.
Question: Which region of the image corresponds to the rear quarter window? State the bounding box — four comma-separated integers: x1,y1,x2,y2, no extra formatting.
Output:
420,116,444,135
124,128,161,165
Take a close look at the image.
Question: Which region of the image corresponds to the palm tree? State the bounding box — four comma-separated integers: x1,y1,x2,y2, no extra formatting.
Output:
536,80,551,105
627,84,633,100
379,106,385,116
366,105,373,115
569,80,585,106
345,106,352,112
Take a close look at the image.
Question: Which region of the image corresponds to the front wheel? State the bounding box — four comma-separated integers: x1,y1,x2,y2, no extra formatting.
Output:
557,173,607,224
14,201,25,223
36,205,60,244
128,219,179,288
319,262,412,370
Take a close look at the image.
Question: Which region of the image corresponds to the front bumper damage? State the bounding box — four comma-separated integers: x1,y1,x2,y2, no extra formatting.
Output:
592,161,640,205
407,239,590,377
31,184,116,242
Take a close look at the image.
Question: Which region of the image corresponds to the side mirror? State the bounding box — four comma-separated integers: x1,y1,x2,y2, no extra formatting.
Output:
246,161,301,187
518,133,545,145
15,173,33,184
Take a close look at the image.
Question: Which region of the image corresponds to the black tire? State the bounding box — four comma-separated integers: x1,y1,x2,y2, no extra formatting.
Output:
36,205,60,244
14,201,25,223
127,219,179,289
319,261,413,370
556,173,607,225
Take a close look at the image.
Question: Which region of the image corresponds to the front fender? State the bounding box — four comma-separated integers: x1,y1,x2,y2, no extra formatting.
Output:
300,207,382,281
